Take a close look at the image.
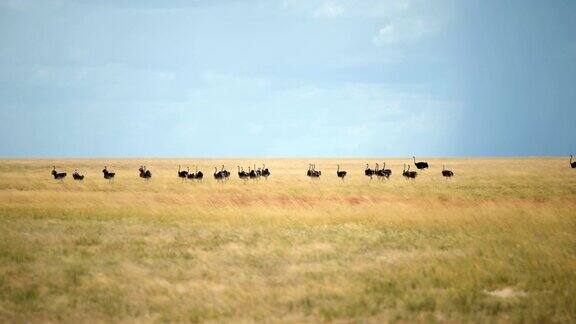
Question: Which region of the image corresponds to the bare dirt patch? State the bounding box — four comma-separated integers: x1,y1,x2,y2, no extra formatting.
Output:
485,287,528,298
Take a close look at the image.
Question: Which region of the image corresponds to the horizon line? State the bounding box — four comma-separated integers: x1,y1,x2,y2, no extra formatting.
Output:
0,154,570,160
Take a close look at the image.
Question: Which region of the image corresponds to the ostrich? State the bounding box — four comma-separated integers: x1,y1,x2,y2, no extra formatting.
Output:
365,164,375,177
402,164,417,179
248,166,258,179
194,167,204,181
102,166,115,180
187,167,196,179
178,165,188,178
139,166,152,179
374,163,383,179
254,164,262,178
413,156,429,170
307,164,314,177
72,169,84,180
191,166,204,181
407,165,417,179
51,166,67,180
375,163,391,179
381,162,392,178
214,167,224,180
238,166,248,179
221,165,230,179
442,165,454,178
311,164,321,178
571,155,576,168
336,164,347,179
261,164,270,178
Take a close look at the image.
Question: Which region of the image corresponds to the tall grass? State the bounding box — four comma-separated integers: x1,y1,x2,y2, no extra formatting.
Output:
0,158,575,322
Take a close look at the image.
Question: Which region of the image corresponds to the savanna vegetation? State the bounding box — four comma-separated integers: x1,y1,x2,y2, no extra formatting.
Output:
0,158,575,322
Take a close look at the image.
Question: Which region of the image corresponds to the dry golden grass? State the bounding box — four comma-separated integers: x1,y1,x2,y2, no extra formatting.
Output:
0,157,575,322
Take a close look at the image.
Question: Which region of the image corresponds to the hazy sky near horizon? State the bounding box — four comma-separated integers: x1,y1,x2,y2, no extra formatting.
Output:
1,0,575,157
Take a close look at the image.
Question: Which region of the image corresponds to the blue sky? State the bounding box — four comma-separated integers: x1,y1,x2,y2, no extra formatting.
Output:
0,0,574,157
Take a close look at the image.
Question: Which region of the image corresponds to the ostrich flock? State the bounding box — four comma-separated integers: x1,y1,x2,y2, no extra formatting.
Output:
50,155,576,182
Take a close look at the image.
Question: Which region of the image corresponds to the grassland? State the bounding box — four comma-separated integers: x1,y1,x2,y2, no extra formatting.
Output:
0,158,575,323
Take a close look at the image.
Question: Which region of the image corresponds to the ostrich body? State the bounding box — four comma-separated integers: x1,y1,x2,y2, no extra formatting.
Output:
213,166,229,180
139,166,152,179
187,167,196,179
72,169,84,180
102,166,115,180
402,164,417,179
376,163,392,179
307,164,314,177
407,165,417,178
310,164,321,177
381,162,392,178
248,166,258,179
178,165,188,178
571,155,576,168
221,165,230,179
442,165,454,178
261,164,270,178
213,167,224,180
254,164,262,177
51,166,67,180
336,164,347,179
238,166,248,179
413,156,429,170
194,167,204,180
365,164,375,177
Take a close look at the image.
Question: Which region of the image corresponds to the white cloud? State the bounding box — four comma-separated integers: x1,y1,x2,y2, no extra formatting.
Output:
373,18,439,45
184,75,463,155
374,24,397,44
280,0,413,19
277,0,450,46
312,2,344,18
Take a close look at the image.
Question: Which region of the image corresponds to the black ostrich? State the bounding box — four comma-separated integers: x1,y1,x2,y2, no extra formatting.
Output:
221,165,230,179
407,165,417,178
102,166,115,180
336,164,347,179
51,166,67,180
178,165,188,178
382,162,392,178
376,162,392,179
214,166,229,180
365,164,375,177
254,164,262,178
442,165,454,178
307,164,314,177
214,167,224,180
238,166,248,179
413,156,429,170
194,167,204,181
187,167,196,179
571,155,576,168
261,164,270,178
311,164,321,178
402,164,417,179
374,163,383,179
248,166,258,179
139,166,152,179
72,169,84,180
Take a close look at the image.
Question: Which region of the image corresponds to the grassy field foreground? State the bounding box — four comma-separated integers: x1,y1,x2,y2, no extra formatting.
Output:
0,158,575,322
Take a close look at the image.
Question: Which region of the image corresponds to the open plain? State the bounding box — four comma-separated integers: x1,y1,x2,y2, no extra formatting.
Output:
0,158,575,322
